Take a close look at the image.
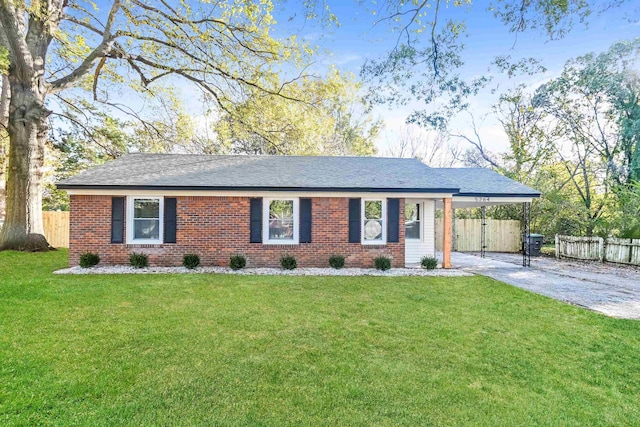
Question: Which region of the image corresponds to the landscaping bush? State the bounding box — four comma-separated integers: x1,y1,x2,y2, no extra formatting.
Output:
129,252,149,269
229,254,247,270
329,255,345,269
79,252,100,268
280,254,297,270
374,256,391,271
183,254,200,269
420,256,439,270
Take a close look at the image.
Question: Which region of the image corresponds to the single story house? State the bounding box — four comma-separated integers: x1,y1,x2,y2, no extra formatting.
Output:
57,154,540,268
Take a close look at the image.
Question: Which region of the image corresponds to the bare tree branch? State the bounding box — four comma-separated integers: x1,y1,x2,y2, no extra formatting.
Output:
48,0,121,93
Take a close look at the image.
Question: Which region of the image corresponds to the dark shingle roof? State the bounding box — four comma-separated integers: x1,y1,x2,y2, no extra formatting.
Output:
436,168,540,197
57,154,459,193
57,154,540,197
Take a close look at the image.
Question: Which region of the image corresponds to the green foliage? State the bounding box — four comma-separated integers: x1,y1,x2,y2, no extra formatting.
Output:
420,256,439,270
280,254,297,270
45,112,129,210
182,254,200,269
611,182,640,238
229,254,247,270
79,252,100,268
129,252,149,269
374,256,391,271
328,255,345,269
213,69,378,156
0,47,8,74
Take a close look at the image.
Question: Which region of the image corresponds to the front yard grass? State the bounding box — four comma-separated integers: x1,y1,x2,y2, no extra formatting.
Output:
1,250,639,426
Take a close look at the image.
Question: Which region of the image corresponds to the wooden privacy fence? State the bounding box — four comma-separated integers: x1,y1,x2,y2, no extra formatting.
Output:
436,218,521,253
43,211,69,248
556,235,640,266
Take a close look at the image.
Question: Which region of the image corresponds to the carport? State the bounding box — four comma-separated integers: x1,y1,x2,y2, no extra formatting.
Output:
433,168,540,268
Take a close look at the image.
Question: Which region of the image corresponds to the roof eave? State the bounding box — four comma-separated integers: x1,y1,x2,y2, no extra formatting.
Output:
454,192,541,198
56,184,461,193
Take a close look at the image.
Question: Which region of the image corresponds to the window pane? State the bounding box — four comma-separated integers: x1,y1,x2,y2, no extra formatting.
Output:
364,219,383,241
405,203,421,239
405,203,420,221
405,221,421,239
134,219,160,240
134,199,160,219
269,200,294,219
364,200,382,220
269,219,294,240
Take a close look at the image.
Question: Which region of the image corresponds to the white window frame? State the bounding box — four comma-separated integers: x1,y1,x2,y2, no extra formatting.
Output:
361,198,386,245
127,196,164,245
405,201,422,241
263,198,299,245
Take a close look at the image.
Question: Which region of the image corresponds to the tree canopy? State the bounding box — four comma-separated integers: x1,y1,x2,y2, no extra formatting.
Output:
0,0,356,249
361,0,631,131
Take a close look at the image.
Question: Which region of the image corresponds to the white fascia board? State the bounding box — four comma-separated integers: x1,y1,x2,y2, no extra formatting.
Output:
434,196,535,208
65,189,456,199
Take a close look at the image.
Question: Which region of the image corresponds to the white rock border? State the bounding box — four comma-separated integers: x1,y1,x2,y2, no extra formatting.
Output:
54,265,472,277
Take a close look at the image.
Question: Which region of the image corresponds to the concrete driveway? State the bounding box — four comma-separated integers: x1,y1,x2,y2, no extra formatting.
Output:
451,252,640,320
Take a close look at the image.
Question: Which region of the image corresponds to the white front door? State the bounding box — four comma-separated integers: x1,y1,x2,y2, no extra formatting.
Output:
405,199,436,266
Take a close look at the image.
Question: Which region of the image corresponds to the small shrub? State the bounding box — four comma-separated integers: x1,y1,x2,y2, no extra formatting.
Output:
129,252,149,269
280,254,297,270
79,252,100,268
374,256,391,271
229,254,247,270
420,256,439,270
329,255,345,269
183,254,200,269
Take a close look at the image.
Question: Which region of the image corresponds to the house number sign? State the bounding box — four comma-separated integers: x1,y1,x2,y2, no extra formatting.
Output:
475,197,491,202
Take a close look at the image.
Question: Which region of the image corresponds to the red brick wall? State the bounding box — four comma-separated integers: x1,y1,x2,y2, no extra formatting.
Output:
69,195,405,268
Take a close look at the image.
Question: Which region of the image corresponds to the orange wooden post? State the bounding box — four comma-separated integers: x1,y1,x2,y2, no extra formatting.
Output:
442,197,452,268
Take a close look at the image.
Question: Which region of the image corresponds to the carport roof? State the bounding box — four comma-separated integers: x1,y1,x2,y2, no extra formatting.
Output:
438,168,540,197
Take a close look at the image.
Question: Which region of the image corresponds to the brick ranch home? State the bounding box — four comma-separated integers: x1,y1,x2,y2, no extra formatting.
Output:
57,154,540,268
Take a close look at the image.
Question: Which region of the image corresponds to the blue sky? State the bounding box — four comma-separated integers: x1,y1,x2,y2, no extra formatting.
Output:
267,1,640,155
82,1,640,157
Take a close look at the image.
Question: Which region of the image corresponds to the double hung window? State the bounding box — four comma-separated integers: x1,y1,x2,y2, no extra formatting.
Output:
362,199,386,244
127,197,163,244
264,198,299,244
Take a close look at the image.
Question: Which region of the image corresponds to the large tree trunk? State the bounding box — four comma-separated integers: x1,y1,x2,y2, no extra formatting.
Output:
0,75,49,251
0,75,8,223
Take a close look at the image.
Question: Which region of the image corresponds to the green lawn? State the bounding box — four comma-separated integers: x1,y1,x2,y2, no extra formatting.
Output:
1,250,639,426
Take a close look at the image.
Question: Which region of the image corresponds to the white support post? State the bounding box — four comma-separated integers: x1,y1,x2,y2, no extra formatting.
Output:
555,234,559,259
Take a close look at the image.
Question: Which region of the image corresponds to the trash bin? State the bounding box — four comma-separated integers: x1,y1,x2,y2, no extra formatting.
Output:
523,234,544,257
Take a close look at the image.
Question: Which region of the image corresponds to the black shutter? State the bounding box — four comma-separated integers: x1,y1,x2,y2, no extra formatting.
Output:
387,198,400,243
164,198,177,244
111,197,125,243
348,198,361,243
250,198,263,243
299,198,312,243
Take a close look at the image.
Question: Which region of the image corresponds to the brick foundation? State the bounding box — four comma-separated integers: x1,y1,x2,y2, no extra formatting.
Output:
69,195,405,268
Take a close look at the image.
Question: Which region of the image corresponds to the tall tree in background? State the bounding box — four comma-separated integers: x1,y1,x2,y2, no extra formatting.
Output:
534,38,640,235
454,39,640,237
214,70,379,155
0,0,322,250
